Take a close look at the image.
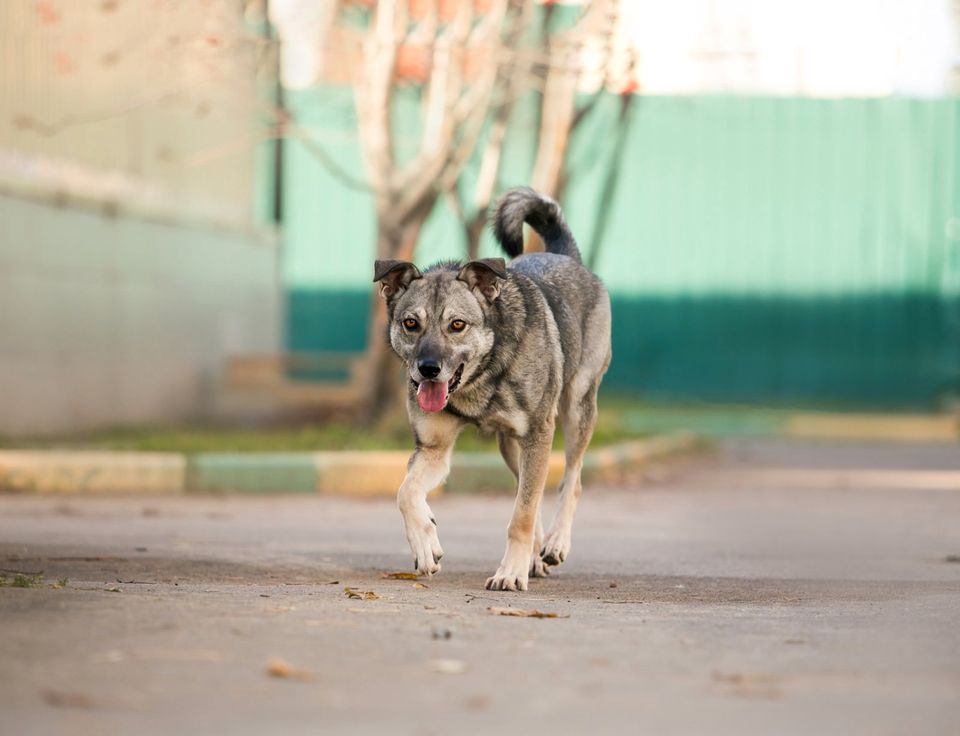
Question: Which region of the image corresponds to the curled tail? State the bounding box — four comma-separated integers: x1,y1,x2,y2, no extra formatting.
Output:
491,187,581,263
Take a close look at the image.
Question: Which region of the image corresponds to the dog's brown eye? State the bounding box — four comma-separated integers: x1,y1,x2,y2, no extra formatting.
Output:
403,318,419,331
450,319,466,332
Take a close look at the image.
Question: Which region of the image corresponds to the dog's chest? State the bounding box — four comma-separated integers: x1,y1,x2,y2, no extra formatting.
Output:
475,408,529,438
447,391,530,437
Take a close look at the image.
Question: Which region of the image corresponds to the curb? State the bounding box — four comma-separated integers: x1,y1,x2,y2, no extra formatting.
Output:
0,434,702,497
0,451,185,495
621,409,959,443
784,413,959,443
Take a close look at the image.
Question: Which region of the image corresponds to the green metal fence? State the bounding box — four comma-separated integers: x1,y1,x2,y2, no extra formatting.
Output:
282,92,960,409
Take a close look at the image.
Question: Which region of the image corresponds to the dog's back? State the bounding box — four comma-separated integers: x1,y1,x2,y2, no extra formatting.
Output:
492,188,612,391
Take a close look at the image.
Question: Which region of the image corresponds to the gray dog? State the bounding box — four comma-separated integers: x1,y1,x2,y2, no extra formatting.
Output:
373,187,611,591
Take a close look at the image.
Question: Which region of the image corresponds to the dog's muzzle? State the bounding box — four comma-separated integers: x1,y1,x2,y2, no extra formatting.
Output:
411,363,463,413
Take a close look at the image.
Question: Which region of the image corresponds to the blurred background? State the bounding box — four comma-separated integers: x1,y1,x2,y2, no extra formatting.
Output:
1,0,959,445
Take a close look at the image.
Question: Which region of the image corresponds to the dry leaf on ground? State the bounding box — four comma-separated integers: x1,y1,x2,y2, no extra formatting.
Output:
381,571,419,580
43,690,95,709
344,587,379,600
266,657,315,682
487,606,569,619
429,658,466,674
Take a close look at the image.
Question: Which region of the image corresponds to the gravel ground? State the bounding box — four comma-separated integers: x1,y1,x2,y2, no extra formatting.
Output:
1,438,958,735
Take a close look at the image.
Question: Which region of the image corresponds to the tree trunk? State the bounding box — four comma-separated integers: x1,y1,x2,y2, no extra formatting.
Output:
362,216,428,424
586,92,635,271
464,211,487,261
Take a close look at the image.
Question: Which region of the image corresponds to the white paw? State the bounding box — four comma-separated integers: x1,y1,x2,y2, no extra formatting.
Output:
403,512,443,577
529,555,550,578
541,526,571,567
485,547,531,591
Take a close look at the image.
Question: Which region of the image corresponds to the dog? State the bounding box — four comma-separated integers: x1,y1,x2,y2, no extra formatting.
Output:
373,187,611,591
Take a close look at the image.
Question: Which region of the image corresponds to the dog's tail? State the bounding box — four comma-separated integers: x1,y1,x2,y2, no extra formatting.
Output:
491,187,581,263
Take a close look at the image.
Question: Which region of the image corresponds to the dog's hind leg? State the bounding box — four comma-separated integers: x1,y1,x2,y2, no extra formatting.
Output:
487,424,555,591
541,376,600,568
498,433,549,578
399,411,462,577
542,295,611,568
531,511,548,577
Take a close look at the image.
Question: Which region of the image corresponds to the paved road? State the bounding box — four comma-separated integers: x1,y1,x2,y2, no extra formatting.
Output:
1,439,958,735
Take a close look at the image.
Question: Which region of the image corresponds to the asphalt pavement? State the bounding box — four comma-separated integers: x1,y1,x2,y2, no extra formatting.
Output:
1,438,958,735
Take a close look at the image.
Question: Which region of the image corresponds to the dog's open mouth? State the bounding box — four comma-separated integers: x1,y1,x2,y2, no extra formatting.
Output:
414,363,463,413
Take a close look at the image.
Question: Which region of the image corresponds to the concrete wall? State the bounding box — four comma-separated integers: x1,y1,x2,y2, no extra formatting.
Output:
0,0,271,229
0,194,281,436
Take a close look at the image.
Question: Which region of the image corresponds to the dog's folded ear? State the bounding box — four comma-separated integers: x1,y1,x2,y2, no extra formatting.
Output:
458,258,507,303
373,260,422,301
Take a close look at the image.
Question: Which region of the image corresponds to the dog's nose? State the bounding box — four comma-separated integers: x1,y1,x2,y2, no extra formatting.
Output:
417,360,441,380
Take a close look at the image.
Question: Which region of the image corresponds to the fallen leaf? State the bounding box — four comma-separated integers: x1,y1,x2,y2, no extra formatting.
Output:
429,658,465,674
711,670,782,699
344,587,379,600
382,571,419,580
487,607,569,619
266,657,314,682
43,690,95,709
413,582,429,589
464,694,491,710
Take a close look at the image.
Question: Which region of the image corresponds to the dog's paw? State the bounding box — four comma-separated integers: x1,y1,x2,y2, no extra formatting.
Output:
404,514,444,577
529,555,550,578
540,527,571,567
485,570,528,591
485,547,531,591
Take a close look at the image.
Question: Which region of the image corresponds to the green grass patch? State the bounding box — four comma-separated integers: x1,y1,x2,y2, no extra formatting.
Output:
0,399,820,454
0,572,44,588
0,402,657,454
0,573,71,590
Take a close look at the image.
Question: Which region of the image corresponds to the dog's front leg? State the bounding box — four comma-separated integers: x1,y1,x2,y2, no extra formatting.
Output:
398,413,461,576
486,428,554,592
398,446,449,576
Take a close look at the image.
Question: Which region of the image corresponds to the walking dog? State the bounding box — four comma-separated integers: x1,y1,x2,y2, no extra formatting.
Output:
373,187,612,591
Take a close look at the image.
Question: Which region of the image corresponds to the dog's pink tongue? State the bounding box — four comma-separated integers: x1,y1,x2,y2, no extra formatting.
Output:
417,381,448,413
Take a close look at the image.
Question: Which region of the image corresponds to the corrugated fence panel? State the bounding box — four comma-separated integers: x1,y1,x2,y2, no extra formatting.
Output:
283,94,960,409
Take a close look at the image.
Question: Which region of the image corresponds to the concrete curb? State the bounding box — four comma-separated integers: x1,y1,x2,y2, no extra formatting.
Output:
0,451,185,495
0,434,702,497
784,413,959,443
622,409,959,443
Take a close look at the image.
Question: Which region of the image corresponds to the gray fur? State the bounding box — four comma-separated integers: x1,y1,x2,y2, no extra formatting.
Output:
373,187,611,591
492,187,581,262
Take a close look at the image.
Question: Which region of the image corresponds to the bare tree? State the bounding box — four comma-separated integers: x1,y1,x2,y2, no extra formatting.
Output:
346,0,527,420
585,50,638,271
446,0,621,260
443,0,533,260
319,0,625,420
525,0,618,250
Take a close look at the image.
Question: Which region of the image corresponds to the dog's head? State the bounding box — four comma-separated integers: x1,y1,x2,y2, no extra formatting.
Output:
373,258,507,413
